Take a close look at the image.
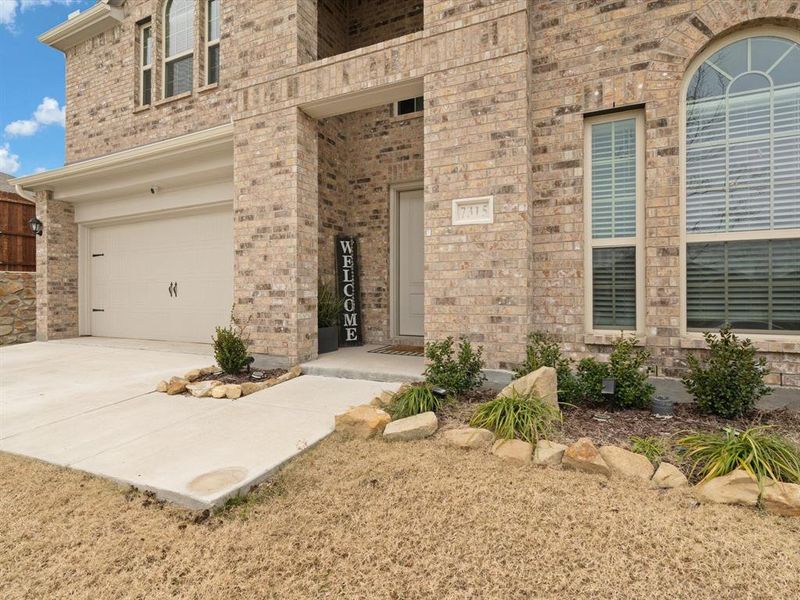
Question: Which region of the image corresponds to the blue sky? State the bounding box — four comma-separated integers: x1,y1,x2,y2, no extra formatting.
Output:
0,0,94,177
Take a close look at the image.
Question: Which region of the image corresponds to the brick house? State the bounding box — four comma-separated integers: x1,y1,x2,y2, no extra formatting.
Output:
12,0,800,385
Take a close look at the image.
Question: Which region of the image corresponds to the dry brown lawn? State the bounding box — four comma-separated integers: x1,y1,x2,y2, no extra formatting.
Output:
2,437,799,600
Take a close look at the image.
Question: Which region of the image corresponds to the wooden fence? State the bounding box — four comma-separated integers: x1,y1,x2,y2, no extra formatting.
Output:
0,195,36,272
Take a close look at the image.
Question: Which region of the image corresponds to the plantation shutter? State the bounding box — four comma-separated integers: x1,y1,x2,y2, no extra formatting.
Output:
591,119,637,239
592,247,636,329
686,239,800,332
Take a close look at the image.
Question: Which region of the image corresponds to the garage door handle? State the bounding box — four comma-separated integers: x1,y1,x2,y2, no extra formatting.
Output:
168,282,175,297
174,282,178,298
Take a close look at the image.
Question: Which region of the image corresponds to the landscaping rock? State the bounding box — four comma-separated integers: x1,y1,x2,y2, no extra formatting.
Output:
533,440,567,466
761,481,800,517
240,381,269,396
651,462,689,489
383,412,438,441
370,390,397,409
562,438,610,477
155,380,168,393
443,427,495,449
211,386,228,399
335,405,391,439
166,377,188,395
200,366,218,376
184,369,202,382
694,469,760,507
491,439,533,465
599,445,655,480
225,384,243,400
498,366,558,409
276,366,302,383
186,380,223,398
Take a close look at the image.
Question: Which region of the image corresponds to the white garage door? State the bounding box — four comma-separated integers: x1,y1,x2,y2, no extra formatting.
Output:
89,207,234,344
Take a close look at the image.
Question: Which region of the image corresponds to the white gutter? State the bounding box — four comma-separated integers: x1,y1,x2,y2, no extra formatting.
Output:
14,184,37,203
38,1,124,52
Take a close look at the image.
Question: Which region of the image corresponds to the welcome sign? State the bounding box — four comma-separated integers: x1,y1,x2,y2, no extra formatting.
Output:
335,235,363,346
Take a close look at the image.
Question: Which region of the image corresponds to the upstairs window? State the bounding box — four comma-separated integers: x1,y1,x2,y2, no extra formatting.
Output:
206,0,220,85
684,34,800,334
584,111,645,333
395,96,423,116
139,22,153,105
164,0,195,98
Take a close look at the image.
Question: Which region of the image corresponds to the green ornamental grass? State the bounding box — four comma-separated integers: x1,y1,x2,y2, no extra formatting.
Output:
629,435,669,464
677,426,800,487
470,390,561,445
388,384,443,419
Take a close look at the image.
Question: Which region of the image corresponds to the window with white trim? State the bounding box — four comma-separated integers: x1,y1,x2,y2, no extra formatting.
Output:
685,34,800,333
139,22,153,106
164,0,195,98
206,0,220,85
585,111,644,332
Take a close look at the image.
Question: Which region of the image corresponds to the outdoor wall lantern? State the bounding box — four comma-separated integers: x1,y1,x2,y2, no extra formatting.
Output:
27,217,44,236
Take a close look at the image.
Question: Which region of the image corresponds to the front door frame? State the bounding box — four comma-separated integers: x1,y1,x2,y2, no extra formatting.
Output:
389,181,425,342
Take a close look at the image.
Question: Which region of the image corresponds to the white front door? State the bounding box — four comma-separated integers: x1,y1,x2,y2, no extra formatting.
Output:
89,207,233,343
397,188,424,337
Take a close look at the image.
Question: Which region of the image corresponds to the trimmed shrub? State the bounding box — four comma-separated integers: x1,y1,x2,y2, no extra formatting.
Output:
388,384,443,419
424,337,486,396
213,314,250,375
515,332,582,404
575,357,610,403
470,390,561,445
608,335,654,409
682,326,771,418
678,426,800,486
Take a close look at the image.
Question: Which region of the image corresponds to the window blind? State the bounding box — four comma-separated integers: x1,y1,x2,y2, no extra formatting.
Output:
592,247,636,329
591,119,636,239
687,239,800,332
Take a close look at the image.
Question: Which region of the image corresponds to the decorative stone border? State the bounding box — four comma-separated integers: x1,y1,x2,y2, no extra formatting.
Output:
334,386,800,518
155,366,302,399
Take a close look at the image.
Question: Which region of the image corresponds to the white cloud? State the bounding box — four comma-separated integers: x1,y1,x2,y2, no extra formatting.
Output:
4,119,40,137
33,97,65,126
0,144,21,174
1,1,80,29
4,97,65,137
33,166,47,174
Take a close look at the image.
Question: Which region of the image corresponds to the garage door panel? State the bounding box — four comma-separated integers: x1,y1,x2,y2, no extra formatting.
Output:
89,208,233,344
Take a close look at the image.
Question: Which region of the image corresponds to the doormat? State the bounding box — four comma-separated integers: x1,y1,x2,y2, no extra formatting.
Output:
368,345,425,357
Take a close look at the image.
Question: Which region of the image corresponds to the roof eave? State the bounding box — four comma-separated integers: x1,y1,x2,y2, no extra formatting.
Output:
38,2,124,52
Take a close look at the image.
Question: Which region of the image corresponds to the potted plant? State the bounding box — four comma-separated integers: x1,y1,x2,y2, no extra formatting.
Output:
318,281,343,354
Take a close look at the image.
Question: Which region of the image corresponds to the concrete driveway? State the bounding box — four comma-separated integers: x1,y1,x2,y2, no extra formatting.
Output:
0,339,398,508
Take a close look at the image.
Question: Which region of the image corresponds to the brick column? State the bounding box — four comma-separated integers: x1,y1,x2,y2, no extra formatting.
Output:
424,52,532,370
35,190,79,341
233,107,318,364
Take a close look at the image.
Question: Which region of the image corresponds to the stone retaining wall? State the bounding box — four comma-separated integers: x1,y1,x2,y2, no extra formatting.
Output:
0,271,36,345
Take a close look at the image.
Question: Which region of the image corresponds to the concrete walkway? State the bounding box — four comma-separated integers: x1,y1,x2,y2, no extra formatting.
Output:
1,340,399,508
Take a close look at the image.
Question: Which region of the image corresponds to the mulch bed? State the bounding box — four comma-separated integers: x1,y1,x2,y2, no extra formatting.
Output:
436,387,800,447
196,368,287,386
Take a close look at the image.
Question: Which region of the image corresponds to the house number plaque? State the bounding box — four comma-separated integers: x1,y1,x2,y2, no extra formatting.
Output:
335,235,363,346
452,196,494,225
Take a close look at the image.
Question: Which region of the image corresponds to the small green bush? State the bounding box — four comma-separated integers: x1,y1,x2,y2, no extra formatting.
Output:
213,314,250,375
609,335,654,409
677,426,800,486
515,332,582,404
388,384,443,419
682,326,771,418
630,436,668,464
317,281,343,328
424,337,486,396
575,357,610,403
470,390,561,445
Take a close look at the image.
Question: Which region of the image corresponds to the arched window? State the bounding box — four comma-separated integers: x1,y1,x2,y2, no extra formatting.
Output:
684,33,800,334
164,0,195,98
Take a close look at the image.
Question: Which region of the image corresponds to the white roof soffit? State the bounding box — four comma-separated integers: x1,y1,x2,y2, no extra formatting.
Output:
39,1,125,52
301,78,424,119
11,124,234,204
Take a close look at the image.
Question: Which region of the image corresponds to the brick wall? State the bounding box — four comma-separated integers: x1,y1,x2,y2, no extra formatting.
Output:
0,271,36,345
529,0,800,385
